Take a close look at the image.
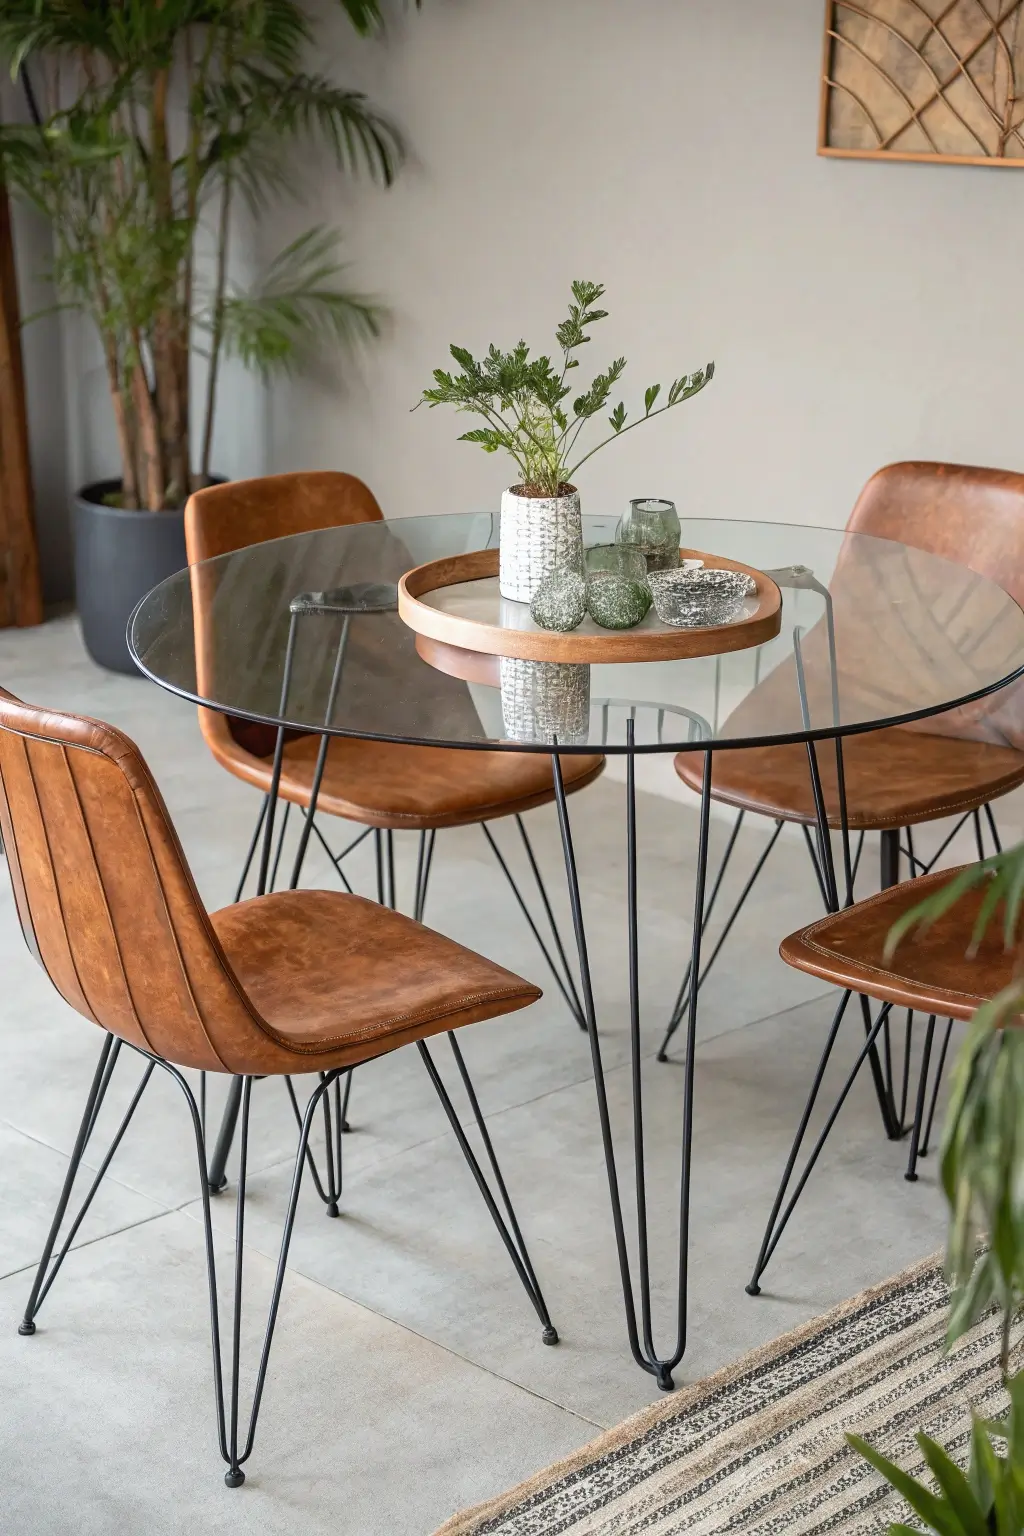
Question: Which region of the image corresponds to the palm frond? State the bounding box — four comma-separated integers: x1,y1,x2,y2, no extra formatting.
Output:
209,68,403,185
333,0,424,36
218,225,381,375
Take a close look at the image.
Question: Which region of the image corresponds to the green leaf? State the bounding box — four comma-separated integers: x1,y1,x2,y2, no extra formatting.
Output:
847,1434,964,1536
917,1433,990,1535
644,383,661,415
570,279,605,308
884,863,997,960
1005,1371,1024,1466
967,1418,1002,1529
457,428,505,452
219,226,380,376
608,402,626,433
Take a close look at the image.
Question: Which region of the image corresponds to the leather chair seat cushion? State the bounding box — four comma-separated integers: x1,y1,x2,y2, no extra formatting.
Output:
211,889,541,1070
674,726,1024,830
779,866,1014,1021
208,721,605,830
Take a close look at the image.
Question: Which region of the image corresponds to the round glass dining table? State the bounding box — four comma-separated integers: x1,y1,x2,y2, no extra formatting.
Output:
130,511,1024,1390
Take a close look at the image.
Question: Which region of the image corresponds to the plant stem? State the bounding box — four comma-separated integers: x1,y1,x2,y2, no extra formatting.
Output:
183,21,217,490
131,348,164,511
200,175,233,483
149,59,189,502
568,396,692,480
104,341,139,510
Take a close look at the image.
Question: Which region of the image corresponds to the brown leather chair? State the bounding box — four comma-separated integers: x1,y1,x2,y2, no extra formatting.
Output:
663,462,1024,1062
186,472,603,1012
747,865,1009,1294
0,688,556,1486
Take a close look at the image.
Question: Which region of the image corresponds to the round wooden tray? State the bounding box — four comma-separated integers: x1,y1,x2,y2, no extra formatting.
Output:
398,548,782,664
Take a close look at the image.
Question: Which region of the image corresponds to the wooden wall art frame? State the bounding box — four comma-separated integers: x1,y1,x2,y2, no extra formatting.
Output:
819,0,1024,167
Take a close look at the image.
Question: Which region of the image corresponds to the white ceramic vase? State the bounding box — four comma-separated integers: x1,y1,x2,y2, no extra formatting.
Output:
499,486,583,604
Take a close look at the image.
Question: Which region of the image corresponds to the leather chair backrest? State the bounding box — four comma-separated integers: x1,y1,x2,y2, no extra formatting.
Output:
185,471,383,565
847,461,1024,609
185,471,385,758
838,462,1024,749
0,688,280,1074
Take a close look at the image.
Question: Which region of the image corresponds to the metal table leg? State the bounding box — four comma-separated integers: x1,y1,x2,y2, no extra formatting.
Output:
550,726,712,1390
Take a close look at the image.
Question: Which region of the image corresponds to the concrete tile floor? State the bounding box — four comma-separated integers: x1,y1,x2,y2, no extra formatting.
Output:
0,615,1009,1534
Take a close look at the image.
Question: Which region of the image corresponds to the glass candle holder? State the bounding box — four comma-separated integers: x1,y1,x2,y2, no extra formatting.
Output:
615,498,681,573
585,544,649,581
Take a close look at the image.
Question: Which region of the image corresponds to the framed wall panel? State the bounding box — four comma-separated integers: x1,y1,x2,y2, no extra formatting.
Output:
819,0,1024,167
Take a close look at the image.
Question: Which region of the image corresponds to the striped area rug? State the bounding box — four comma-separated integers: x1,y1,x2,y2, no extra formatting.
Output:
437,1256,1017,1536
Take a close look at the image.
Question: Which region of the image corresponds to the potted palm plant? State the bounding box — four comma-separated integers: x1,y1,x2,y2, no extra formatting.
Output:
849,852,1024,1532
0,1,407,672
422,280,715,603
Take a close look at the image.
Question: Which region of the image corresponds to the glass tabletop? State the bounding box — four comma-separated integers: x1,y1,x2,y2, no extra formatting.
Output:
129,513,1024,754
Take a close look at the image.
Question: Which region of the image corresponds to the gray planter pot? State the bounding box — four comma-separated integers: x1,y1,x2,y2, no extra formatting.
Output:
73,481,189,675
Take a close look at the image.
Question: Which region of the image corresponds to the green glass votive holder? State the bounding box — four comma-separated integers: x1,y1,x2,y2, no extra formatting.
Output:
585,544,649,581
615,498,681,573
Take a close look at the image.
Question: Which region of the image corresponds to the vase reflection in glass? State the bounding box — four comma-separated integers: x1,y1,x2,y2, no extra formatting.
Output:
615,498,681,573
499,658,591,744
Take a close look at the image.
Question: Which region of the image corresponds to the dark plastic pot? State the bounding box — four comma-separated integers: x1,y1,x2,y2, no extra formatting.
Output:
73,480,189,675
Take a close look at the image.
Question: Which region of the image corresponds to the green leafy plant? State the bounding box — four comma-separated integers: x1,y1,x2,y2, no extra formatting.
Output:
846,842,1024,1533
850,1374,1024,1536
420,280,714,498
0,1,417,510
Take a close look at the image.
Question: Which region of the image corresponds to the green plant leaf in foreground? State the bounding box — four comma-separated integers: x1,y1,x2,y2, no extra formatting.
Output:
847,1432,965,1535
849,1391,1024,1536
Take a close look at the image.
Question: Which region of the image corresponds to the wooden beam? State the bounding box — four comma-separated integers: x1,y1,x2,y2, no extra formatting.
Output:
0,179,43,627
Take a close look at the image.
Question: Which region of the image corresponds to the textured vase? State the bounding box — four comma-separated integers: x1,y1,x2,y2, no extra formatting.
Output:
499,658,591,745
499,486,583,604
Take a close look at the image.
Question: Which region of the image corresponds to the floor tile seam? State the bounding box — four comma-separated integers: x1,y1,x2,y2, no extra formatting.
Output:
169,1195,610,1433
1,1198,593,1428
0,982,834,1224
0,1205,177,1286
0,1116,175,1216
662,983,837,1053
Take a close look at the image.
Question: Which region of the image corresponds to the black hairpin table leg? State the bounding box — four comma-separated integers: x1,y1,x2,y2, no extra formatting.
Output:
551,728,712,1390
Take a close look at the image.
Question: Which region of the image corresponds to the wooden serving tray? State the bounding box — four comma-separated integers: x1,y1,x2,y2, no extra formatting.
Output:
398,548,782,664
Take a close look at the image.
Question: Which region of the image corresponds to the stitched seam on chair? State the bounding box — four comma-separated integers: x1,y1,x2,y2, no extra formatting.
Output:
684,774,1024,828
21,740,100,1026
791,933,986,1007
795,867,972,943
0,750,41,965
269,756,605,825
0,720,253,1062
127,793,232,1071
62,748,157,1054
263,983,536,1053
0,719,257,1067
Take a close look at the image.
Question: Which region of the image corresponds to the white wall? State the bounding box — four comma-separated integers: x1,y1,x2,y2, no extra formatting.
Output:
263,0,1024,534
13,0,1024,602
